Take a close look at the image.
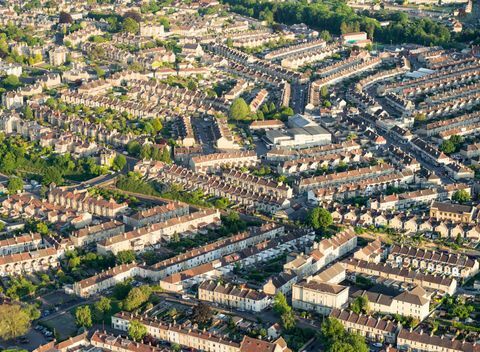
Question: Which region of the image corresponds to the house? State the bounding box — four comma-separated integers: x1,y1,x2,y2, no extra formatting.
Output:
198,280,271,312
351,286,431,321
73,263,139,298
292,277,349,315
397,329,479,352
329,309,400,344
263,271,298,296
112,312,292,352
388,245,479,279
48,187,128,218
430,202,475,224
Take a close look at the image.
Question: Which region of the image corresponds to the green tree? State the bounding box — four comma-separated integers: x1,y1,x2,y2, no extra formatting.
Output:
439,140,455,154
452,189,471,204
229,98,250,120
140,144,152,160
2,75,21,90
307,207,333,230
414,113,426,122
123,286,152,311
350,295,369,314
75,305,92,328
128,320,147,341
319,30,332,42
123,17,140,34
94,297,111,318
452,304,473,319
7,177,23,194
1,152,17,173
151,118,163,132
113,154,127,171
160,148,171,163
127,141,141,157
116,250,136,264
24,105,33,120
36,222,49,235
321,317,368,352
273,292,290,315
42,166,63,186
0,304,35,340
68,256,81,269
280,310,296,330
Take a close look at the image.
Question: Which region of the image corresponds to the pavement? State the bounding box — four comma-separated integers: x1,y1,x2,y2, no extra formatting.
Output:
192,116,216,154
0,329,48,351
291,83,308,114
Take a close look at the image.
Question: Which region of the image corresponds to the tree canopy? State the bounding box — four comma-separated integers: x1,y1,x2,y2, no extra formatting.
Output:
123,286,152,311
452,189,471,204
191,302,213,324
223,0,454,46
7,177,23,194
306,207,333,230
350,295,370,314
321,317,368,352
128,320,147,342
0,304,37,340
75,305,92,328
229,98,250,120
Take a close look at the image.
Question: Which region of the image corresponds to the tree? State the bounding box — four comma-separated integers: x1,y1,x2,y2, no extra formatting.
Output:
43,166,63,186
452,189,471,204
307,207,333,230
36,222,49,235
229,98,250,120
113,154,127,171
281,310,296,330
319,30,332,42
160,148,171,163
123,286,152,311
321,317,345,344
24,105,33,120
59,11,73,24
117,250,136,264
94,297,111,318
273,292,290,315
151,118,163,132
191,302,212,324
123,17,140,34
140,144,152,160
68,256,81,269
0,304,34,340
350,295,369,314
127,141,141,157
128,320,147,342
171,344,181,352
75,305,92,328
1,152,16,173
7,177,23,194
439,140,455,154
2,75,21,90
414,113,426,122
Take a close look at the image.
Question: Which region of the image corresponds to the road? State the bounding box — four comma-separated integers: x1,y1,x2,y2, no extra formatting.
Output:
192,116,216,154
353,113,454,184
291,83,309,114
